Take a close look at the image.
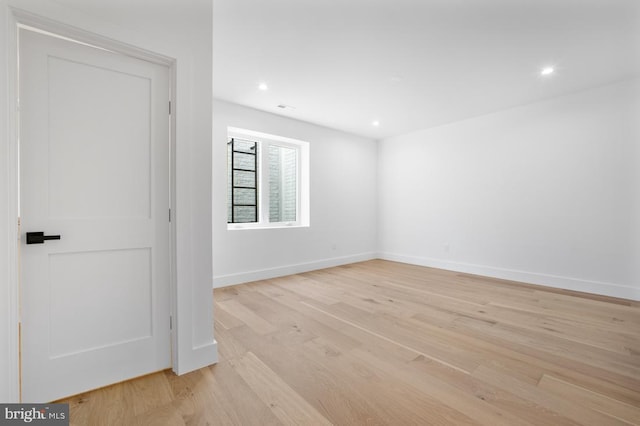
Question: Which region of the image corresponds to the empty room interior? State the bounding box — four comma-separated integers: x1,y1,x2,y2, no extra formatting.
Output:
1,0,639,424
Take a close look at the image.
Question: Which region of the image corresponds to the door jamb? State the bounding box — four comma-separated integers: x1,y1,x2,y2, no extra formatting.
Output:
6,7,20,404
7,7,179,402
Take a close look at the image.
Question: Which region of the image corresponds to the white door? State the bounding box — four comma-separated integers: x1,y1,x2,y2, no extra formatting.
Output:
19,29,171,403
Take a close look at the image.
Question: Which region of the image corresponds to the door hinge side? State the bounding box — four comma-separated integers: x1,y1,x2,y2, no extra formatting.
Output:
169,315,173,330
169,101,171,115
169,208,171,222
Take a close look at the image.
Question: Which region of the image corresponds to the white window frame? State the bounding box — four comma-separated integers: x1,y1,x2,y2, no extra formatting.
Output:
227,127,310,230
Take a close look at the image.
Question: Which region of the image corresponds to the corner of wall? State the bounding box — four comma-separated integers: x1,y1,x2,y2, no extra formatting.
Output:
174,340,218,376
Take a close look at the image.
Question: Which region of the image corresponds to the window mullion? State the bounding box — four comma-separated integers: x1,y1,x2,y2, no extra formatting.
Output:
296,147,301,224
260,142,270,224
280,148,286,222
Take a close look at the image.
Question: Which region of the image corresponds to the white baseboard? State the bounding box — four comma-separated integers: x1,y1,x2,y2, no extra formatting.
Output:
174,340,218,376
378,252,640,301
213,252,377,288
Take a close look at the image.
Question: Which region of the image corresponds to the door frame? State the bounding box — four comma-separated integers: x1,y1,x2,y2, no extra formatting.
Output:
6,8,178,401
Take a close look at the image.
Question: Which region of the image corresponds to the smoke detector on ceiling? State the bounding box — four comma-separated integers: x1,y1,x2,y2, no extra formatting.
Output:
277,104,296,110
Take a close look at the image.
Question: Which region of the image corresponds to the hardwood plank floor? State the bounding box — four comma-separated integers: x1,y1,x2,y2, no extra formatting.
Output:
61,260,640,425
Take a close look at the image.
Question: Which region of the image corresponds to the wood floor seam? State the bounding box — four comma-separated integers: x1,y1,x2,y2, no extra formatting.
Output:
300,299,474,375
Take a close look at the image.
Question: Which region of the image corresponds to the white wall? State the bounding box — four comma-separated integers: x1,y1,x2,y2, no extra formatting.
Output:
1,0,217,401
213,100,377,287
379,78,640,300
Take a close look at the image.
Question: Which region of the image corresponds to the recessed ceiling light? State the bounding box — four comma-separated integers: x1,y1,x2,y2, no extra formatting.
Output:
540,67,555,76
258,82,268,91
372,120,380,127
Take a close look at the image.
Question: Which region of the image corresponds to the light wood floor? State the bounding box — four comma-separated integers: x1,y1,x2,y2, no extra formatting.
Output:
62,260,640,425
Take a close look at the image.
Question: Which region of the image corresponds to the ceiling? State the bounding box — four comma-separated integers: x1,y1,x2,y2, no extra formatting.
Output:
50,0,211,37
213,0,640,139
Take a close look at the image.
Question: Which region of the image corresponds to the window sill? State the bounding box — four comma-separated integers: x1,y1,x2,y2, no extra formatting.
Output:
227,223,309,231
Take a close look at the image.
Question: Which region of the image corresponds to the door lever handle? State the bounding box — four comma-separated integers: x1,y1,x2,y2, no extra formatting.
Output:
26,232,61,245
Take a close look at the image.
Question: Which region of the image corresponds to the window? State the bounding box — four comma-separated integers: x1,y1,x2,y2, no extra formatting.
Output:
227,128,309,229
